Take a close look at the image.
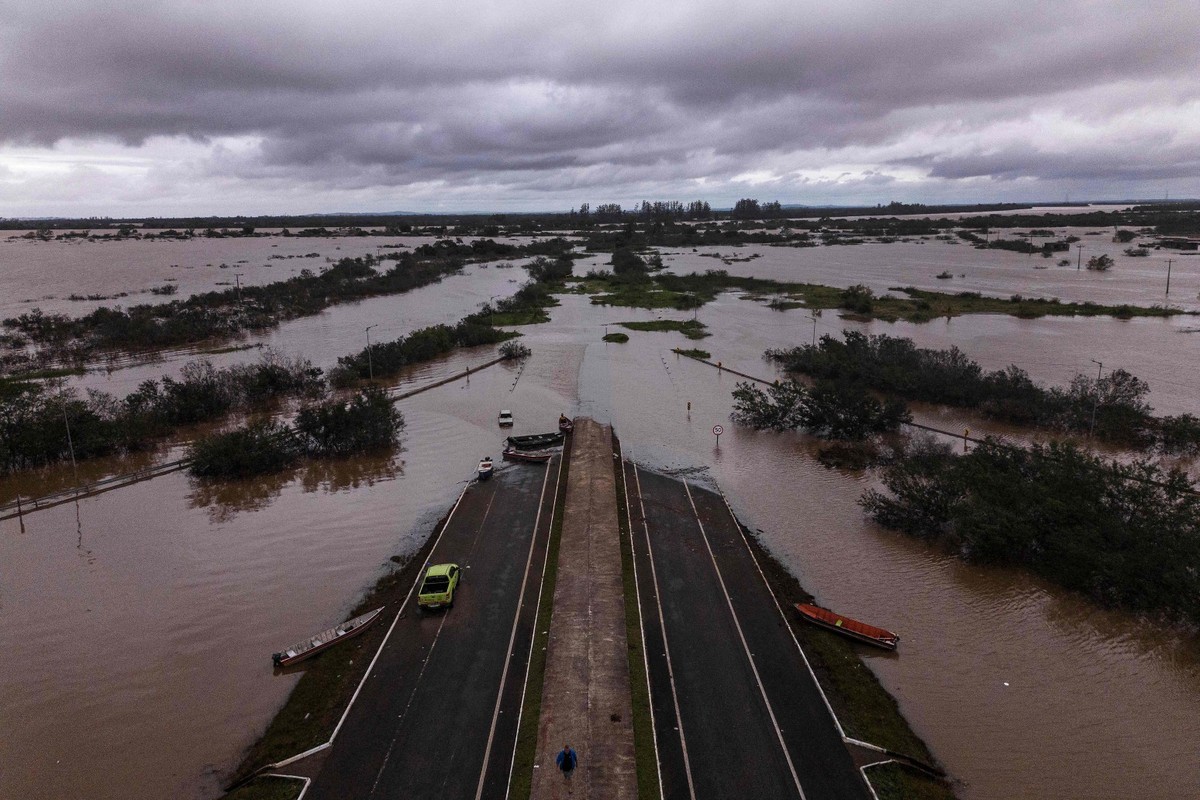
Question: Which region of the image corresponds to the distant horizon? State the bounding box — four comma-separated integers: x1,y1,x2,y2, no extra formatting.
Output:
7,197,1199,224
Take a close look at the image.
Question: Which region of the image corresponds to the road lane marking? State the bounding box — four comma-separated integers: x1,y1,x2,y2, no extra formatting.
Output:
618,449,665,800
368,608,453,798
712,488,852,742
267,480,474,772
475,457,555,800
634,464,698,800
503,450,567,799
683,479,807,800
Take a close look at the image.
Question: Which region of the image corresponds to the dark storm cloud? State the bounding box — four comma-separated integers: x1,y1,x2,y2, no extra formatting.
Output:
2,0,1199,212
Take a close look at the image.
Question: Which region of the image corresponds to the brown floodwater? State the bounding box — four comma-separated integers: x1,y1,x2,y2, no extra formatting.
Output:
2,236,1199,799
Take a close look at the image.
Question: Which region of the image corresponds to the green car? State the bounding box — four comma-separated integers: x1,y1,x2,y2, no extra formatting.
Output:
418,563,461,610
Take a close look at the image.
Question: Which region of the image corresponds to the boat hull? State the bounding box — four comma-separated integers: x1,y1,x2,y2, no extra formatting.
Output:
272,606,386,668
507,432,564,450
794,603,898,650
502,448,553,463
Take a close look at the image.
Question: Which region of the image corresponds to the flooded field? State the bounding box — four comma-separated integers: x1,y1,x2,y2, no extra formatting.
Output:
2,234,1199,799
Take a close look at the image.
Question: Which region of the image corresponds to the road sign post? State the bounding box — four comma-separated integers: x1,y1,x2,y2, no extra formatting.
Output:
713,424,724,446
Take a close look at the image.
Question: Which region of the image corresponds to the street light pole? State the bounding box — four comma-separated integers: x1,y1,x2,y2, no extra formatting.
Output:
1076,244,1086,270
365,324,377,381
233,273,243,315
1166,259,1174,296
805,313,818,347
1089,359,1103,437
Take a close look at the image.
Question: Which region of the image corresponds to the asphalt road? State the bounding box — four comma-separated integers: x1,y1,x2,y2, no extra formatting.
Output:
305,455,560,800
625,465,871,800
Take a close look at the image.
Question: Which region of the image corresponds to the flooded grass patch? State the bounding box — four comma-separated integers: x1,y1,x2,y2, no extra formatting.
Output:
619,319,709,339
603,331,629,343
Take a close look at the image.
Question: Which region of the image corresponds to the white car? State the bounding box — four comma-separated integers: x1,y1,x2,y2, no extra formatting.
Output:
497,410,514,427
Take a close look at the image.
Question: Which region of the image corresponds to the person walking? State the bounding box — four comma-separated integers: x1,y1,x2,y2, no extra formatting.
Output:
556,743,578,779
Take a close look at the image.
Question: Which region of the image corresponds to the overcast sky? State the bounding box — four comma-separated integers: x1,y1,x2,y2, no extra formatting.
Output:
2,0,1198,217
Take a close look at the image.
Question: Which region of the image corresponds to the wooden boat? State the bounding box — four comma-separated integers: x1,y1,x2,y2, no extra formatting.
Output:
558,415,574,433
794,603,898,650
502,447,553,463
478,456,494,480
507,431,564,450
272,606,385,667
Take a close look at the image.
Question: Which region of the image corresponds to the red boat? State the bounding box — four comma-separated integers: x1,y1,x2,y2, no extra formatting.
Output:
502,448,553,464
794,603,899,650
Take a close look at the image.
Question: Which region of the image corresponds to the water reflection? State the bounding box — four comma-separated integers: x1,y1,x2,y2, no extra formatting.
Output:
186,450,403,522
187,469,296,523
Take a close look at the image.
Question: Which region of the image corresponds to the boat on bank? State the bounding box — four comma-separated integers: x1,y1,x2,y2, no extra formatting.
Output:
478,456,494,480
272,606,386,667
794,603,899,650
502,448,553,463
558,415,574,433
506,431,564,450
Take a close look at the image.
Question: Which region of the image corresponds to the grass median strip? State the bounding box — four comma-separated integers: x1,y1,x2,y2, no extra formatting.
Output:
221,775,304,800
613,433,663,800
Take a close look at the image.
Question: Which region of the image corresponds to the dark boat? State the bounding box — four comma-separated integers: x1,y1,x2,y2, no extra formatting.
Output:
478,456,494,480
272,606,386,667
558,415,574,433
506,431,564,450
794,603,899,650
502,448,553,463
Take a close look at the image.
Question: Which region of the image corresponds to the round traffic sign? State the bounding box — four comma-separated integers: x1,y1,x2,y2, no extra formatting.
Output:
712,424,724,436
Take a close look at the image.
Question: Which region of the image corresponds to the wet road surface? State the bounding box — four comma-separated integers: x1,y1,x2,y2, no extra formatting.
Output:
304,455,561,800
625,464,871,800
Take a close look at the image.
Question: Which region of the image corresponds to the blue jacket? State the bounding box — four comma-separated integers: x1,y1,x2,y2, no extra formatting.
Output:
556,748,577,771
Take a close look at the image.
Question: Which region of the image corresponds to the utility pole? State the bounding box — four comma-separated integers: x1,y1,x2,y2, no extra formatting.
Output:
1166,259,1174,296
1076,244,1086,270
1089,359,1103,437
365,324,377,381
233,273,243,315
805,313,818,347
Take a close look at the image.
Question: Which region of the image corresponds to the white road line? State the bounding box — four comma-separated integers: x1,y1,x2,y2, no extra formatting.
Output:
712,488,851,742
634,464,698,800
618,448,665,800
370,488,499,798
368,606,453,798
267,480,475,771
683,479,807,800
475,460,555,800
503,450,567,800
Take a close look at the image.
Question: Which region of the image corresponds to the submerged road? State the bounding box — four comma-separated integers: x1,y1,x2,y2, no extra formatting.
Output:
304,455,561,800
624,464,871,800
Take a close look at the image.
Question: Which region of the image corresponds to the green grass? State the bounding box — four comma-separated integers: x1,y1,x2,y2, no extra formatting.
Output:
220,775,304,800
866,762,958,800
603,332,630,343
612,435,662,800
619,319,710,339
509,445,571,799
672,347,712,360
490,308,552,326
563,270,1187,324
